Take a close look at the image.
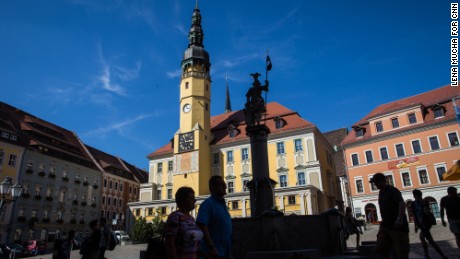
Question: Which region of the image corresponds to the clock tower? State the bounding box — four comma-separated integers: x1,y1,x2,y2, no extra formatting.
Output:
173,3,212,195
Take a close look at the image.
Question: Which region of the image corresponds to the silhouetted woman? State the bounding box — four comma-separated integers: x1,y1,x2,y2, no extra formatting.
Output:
164,187,208,259
411,189,448,259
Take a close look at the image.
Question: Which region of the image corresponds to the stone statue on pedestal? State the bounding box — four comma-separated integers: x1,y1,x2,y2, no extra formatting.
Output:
245,73,269,127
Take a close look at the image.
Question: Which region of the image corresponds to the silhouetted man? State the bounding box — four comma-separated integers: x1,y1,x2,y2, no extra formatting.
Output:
440,186,460,251
371,173,409,258
197,176,232,259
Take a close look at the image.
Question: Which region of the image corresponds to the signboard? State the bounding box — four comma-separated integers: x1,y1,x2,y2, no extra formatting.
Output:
387,157,420,170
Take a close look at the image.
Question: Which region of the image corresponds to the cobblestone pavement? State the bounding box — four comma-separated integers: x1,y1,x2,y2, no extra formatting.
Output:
28,223,460,259
28,242,148,259
346,223,459,258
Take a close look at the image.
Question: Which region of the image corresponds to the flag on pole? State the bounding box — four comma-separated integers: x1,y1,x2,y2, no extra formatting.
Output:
454,98,460,126
266,55,272,71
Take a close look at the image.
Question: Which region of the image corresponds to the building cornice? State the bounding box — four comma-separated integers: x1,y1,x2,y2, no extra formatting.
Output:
343,118,457,149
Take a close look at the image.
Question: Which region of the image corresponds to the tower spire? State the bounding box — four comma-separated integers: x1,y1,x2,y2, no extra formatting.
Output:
188,1,204,47
225,74,232,113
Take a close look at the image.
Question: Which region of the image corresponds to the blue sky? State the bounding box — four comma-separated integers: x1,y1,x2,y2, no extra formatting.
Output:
0,1,452,169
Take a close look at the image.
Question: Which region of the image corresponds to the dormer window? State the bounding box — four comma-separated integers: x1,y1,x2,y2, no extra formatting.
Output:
354,127,364,138
432,105,445,118
391,117,399,128
408,113,417,124
274,117,286,129
227,125,239,138
375,121,383,133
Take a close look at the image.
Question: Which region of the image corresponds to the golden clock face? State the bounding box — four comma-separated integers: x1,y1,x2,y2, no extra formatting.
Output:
178,132,194,152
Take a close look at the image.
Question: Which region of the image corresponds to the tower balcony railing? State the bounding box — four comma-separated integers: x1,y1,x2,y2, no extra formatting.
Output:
182,71,210,79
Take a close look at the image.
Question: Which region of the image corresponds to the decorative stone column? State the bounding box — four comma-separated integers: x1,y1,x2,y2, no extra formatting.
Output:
246,125,276,217
279,195,284,210
242,199,247,217
299,194,305,215
306,193,313,215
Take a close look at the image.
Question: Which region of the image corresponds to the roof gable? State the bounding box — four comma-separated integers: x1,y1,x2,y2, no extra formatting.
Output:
148,102,315,158
342,85,460,146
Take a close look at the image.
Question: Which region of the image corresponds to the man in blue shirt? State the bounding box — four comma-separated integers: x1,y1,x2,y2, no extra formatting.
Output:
197,176,232,259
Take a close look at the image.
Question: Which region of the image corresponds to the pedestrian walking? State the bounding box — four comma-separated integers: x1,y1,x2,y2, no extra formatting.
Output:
164,186,208,259
344,206,363,248
196,176,233,259
52,229,75,259
99,217,111,259
80,219,101,259
411,189,448,259
370,172,409,258
440,186,460,251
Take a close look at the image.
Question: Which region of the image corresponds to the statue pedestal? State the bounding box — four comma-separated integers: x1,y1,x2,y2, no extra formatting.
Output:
245,124,276,217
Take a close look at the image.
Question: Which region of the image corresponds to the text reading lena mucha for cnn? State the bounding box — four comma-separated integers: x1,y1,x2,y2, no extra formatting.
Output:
452,3,458,86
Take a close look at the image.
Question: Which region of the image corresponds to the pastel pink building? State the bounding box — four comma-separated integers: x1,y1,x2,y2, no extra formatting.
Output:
341,85,460,222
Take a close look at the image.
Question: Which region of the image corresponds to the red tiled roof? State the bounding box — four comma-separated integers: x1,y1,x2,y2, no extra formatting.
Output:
355,85,459,126
85,145,127,170
341,85,460,146
85,145,138,181
0,102,97,168
147,102,315,158
121,159,149,183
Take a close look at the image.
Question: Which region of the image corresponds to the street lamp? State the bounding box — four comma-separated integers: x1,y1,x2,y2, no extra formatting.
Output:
0,177,23,210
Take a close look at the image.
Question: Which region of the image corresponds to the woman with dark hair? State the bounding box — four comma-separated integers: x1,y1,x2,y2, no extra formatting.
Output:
411,189,448,259
164,186,208,259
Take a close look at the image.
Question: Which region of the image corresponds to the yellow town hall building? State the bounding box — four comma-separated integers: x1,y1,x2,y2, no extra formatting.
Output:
128,4,341,221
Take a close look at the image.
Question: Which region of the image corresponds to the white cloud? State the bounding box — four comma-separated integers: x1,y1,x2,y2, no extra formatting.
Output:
166,69,182,78
95,44,142,96
82,113,158,136
115,61,142,81
174,24,188,36
99,65,126,96
216,53,260,69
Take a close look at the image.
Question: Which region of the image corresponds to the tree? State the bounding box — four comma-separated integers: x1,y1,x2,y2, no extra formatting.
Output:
150,209,165,238
130,210,165,242
131,217,153,242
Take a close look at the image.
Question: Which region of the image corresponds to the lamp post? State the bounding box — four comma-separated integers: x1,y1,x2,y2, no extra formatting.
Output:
0,177,23,210
0,177,23,243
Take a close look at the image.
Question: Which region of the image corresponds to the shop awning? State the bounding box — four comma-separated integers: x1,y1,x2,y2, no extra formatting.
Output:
443,160,460,181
